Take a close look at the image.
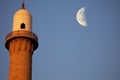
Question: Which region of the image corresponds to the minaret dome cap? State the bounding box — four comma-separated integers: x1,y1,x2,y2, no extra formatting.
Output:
13,8,32,31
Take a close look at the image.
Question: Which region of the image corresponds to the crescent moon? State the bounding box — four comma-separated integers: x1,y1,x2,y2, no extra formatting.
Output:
76,7,87,27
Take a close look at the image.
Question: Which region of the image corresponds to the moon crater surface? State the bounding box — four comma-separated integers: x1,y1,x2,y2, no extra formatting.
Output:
76,7,87,27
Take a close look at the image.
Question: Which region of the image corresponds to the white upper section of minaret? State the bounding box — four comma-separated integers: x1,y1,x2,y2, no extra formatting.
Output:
13,8,32,31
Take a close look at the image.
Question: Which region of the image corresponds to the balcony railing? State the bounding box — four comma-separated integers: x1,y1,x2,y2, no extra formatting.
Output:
5,30,38,41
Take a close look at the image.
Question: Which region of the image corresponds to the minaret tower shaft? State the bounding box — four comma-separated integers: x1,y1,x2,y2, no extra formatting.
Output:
5,2,38,80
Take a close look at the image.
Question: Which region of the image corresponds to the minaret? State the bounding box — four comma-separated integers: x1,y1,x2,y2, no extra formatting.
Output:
5,2,38,80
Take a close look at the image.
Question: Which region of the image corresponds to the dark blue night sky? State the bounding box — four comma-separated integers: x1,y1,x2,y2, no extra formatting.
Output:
0,0,120,80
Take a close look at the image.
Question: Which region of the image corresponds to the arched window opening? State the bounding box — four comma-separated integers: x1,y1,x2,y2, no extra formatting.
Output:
21,23,25,29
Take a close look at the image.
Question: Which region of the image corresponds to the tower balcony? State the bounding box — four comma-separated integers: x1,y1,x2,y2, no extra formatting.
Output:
5,30,38,51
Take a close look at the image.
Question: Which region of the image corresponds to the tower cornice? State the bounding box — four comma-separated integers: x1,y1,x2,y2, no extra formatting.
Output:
5,30,38,51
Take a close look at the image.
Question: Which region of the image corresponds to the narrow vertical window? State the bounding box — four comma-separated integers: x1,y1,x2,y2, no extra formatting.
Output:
21,23,25,29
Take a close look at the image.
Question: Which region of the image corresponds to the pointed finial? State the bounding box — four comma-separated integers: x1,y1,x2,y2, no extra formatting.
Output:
22,1,25,9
